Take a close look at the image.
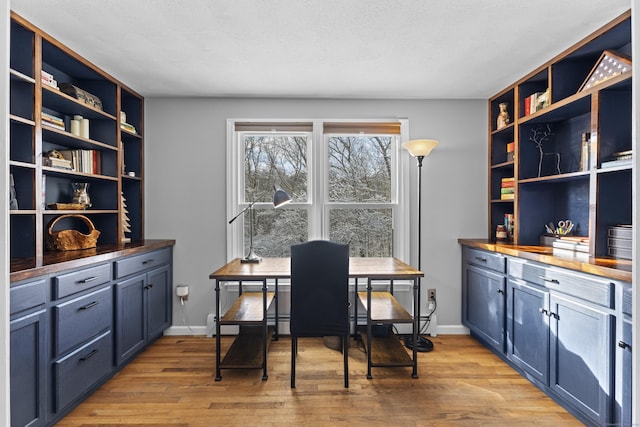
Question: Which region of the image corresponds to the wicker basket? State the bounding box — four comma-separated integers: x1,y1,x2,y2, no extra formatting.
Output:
47,214,100,251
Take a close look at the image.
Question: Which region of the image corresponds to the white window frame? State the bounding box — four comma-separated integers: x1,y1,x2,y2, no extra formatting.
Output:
226,118,412,263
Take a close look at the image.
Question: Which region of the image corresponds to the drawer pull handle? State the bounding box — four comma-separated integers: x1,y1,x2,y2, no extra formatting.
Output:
539,276,560,285
142,259,155,265
79,301,99,310
475,257,487,263
549,312,559,320
618,341,631,351
496,289,504,294
144,284,154,290
80,349,98,362
78,276,98,284
539,308,549,316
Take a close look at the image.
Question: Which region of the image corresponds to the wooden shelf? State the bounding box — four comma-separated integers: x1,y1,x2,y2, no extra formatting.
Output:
9,12,146,268
357,291,412,323
220,325,273,369
220,291,275,324
358,326,412,367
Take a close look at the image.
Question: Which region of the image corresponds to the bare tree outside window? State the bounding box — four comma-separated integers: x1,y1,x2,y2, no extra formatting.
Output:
328,136,393,257
239,131,396,258
243,134,308,257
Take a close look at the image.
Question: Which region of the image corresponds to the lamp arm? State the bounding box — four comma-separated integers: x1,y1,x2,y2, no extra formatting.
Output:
228,200,257,224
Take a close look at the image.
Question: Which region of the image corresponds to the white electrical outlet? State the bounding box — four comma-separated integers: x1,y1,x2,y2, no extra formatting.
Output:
176,285,189,300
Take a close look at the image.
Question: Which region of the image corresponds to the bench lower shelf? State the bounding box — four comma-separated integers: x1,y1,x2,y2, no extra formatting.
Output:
220,325,274,369
358,326,412,367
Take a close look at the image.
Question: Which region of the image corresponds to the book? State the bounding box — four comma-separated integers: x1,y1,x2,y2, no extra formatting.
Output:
500,187,514,194
500,193,514,200
601,158,632,169
580,133,590,171
121,122,137,134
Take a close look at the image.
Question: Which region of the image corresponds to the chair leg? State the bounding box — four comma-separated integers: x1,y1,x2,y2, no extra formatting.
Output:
291,336,296,388
343,335,349,388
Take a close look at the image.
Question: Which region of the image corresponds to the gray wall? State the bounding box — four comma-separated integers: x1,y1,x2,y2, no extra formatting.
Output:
145,97,487,333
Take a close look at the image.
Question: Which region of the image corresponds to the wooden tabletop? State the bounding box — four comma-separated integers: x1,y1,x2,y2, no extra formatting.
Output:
209,257,423,280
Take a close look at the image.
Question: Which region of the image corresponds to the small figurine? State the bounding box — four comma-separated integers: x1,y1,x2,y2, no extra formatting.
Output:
497,102,510,129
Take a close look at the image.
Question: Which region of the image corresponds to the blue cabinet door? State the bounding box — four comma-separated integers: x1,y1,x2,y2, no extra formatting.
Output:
146,265,171,340
10,309,47,427
463,264,506,353
549,293,613,426
506,278,549,385
114,273,146,365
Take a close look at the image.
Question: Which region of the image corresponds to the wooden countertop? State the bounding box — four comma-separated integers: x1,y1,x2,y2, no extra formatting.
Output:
10,239,176,283
458,238,632,283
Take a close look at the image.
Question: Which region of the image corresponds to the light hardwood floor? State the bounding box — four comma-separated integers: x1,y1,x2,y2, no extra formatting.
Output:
57,335,582,426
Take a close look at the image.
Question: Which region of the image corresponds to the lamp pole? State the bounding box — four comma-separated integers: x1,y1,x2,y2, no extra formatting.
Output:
402,139,438,352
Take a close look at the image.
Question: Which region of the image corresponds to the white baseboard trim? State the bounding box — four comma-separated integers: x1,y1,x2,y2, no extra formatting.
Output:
165,323,470,337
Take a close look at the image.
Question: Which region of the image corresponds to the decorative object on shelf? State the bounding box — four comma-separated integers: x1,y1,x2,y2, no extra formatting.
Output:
402,138,439,353
9,173,18,210
496,102,510,129
70,118,80,136
47,203,86,210
121,192,131,243
228,185,292,263
71,182,92,208
73,114,89,138
530,124,560,177
46,214,100,251
579,50,631,92
495,225,508,240
607,224,632,260
59,83,103,110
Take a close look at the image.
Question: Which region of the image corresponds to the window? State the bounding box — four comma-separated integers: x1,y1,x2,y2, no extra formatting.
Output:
227,119,409,260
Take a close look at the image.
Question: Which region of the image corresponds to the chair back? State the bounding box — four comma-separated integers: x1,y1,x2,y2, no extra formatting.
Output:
290,240,349,337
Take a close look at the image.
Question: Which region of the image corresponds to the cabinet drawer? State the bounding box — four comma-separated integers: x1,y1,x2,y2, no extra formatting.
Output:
53,263,112,300
463,247,505,273
10,278,47,315
115,248,171,279
53,286,112,356
509,258,613,308
54,330,112,412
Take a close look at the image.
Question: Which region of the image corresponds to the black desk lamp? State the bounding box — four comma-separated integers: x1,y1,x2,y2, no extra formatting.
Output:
402,139,438,352
229,185,291,263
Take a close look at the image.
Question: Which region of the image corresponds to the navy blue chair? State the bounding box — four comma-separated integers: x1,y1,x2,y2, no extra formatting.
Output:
290,240,350,388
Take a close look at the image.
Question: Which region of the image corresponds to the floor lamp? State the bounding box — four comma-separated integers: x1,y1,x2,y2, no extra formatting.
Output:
402,139,439,352
229,186,291,263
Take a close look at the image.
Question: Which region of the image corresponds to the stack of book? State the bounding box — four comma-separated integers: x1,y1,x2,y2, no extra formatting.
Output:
608,225,632,260
43,156,72,170
58,149,101,174
601,150,632,169
524,88,550,116
506,142,515,162
41,70,58,90
552,236,590,261
41,112,65,131
120,122,137,134
500,177,514,200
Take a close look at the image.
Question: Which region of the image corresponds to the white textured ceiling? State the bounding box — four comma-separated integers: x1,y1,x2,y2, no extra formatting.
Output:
10,0,631,99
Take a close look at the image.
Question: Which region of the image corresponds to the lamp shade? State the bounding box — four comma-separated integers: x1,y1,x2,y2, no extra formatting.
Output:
273,189,291,208
402,139,439,158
